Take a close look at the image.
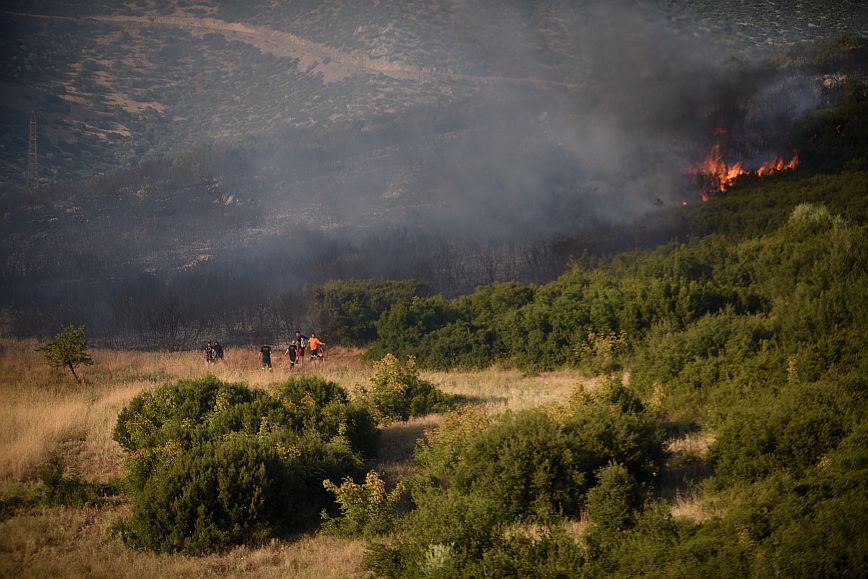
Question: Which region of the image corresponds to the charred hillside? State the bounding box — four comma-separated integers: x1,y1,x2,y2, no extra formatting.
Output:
1,1,867,344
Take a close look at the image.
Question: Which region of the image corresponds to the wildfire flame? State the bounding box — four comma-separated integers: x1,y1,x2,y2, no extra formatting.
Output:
756,153,799,177
691,143,798,201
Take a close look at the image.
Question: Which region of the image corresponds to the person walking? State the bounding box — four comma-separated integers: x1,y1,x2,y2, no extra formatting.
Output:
308,333,326,361
294,330,308,365
284,340,298,369
204,341,216,364
259,343,273,370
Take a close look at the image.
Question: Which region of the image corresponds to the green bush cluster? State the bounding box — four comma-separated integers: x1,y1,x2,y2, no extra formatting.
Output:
358,354,449,425
312,279,427,346
356,87,868,575
357,238,774,372
366,381,665,576
111,375,377,554
320,471,404,538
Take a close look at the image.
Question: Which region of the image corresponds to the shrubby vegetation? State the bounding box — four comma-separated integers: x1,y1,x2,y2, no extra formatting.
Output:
365,381,666,576
111,375,377,554
357,354,450,425
334,79,868,575
98,60,868,572
312,279,427,346
321,471,404,538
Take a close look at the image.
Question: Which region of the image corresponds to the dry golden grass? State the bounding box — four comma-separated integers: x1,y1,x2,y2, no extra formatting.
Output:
0,338,590,577
662,430,717,523
0,504,367,579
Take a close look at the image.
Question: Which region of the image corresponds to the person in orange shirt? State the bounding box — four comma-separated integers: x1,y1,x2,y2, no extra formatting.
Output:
308,333,326,360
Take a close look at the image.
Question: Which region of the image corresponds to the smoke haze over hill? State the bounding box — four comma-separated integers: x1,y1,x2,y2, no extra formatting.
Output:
0,0,864,342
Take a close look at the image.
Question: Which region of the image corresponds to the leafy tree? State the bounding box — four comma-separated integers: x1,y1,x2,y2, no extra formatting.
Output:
37,325,94,383
312,279,426,346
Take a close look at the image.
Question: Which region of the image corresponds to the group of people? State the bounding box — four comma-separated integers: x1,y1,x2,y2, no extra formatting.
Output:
203,340,224,363
258,330,326,371
202,332,327,371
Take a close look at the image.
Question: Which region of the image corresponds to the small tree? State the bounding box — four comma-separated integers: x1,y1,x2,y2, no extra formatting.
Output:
38,325,94,383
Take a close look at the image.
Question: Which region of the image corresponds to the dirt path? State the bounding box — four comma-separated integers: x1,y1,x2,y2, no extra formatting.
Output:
6,9,580,89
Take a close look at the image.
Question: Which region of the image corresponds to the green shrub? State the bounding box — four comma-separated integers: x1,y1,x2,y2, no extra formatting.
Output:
38,454,117,508
586,462,645,535
312,279,426,346
359,355,448,425
369,380,666,575
321,471,404,538
576,330,628,374
478,529,586,578
410,380,664,523
114,435,284,554
711,381,851,485
113,375,254,453
112,376,374,554
114,375,378,459
269,376,380,458
564,379,667,487
584,462,648,566
448,410,591,520
369,296,455,362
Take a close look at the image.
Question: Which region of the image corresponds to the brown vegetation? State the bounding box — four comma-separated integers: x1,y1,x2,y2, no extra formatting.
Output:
0,339,600,577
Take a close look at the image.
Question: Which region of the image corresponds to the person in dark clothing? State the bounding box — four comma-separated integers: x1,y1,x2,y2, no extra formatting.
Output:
204,341,215,363
284,340,298,369
214,341,224,361
259,344,273,370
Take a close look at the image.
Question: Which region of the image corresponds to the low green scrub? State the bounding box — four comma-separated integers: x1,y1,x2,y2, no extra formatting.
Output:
320,471,404,538
111,375,376,554
358,355,449,425
353,84,868,576
312,279,427,346
38,454,118,508
367,380,666,575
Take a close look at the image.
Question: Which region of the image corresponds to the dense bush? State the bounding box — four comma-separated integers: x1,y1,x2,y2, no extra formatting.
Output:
114,375,378,460
312,279,426,346
367,296,457,364
321,471,404,538
585,462,647,558
710,380,852,485
367,380,666,574
356,88,868,576
112,375,376,554
358,354,449,425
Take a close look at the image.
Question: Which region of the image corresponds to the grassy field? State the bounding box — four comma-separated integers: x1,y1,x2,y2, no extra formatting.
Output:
0,339,591,577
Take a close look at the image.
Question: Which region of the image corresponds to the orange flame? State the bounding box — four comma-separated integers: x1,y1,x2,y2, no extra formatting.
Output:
692,144,799,201
692,144,747,201
756,152,799,176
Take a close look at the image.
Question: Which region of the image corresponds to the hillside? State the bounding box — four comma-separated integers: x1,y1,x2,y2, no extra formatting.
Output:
3,1,867,185
1,91,866,576
3,1,868,343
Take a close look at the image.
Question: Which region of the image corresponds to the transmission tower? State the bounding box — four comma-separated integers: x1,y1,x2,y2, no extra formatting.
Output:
26,111,38,194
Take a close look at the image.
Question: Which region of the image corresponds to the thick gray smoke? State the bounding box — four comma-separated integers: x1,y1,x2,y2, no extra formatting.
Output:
0,0,838,341
240,0,821,243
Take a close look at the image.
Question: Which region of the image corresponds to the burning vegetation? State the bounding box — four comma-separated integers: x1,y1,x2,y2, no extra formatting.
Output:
692,135,799,201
